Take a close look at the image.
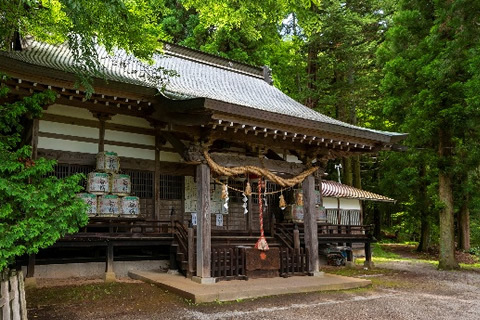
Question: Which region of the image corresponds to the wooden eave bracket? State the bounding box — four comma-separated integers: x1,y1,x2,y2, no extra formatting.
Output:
158,132,204,164
150,96,212,126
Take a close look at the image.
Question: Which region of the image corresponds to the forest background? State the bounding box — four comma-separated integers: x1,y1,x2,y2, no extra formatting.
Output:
156,0,480,269
2,0,480,270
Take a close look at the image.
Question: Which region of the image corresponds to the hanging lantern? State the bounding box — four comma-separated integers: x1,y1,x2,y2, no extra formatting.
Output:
279,194,286,210
245,182,252,196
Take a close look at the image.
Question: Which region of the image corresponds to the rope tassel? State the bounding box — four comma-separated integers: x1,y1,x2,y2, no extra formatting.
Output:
245,182,252,196
279,193,286,210
255,177,269,251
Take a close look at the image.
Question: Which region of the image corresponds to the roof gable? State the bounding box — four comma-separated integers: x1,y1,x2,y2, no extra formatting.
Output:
0,39,406,145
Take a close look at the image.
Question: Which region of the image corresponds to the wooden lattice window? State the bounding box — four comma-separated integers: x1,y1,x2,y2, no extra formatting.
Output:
47,163,94,189
123,170,154,199
251,181,281,205
226,178,245,203
159,174,183,200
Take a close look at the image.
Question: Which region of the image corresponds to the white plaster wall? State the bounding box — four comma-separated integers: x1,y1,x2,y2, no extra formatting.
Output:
109,114,152,128
44,104,96,120
286,154,302,164
103,144,155,160
38,137,98,154
39,120,99,139
160,151,182,163
323,197,338,209
339,198,361,210
21,260,168,279
104,129,155,146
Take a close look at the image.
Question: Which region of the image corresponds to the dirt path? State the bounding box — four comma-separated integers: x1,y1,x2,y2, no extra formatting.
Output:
27,249,480,320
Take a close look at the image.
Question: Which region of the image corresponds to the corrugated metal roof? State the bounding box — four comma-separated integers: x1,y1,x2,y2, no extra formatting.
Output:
322,180,395,202
1,40,406,143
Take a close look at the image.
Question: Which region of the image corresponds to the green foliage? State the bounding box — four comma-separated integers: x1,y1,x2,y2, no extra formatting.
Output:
0,0,169,93
377,0,480,267
0,77,88,271
372,243,401,259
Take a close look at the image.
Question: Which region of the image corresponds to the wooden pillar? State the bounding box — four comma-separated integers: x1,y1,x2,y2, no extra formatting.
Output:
154,128,162,220
31,119,39,160
188,225,195,278
193,163,214,283
364,242,374,268
293,225,300,250
98,118,106,152
104,242,116,282
26,255,35,278
247,177,253,235
303,174,321,276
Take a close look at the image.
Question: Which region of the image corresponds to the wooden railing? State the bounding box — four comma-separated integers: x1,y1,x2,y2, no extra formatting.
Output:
279,247,309,277
211,247,247,281
326,209,362,225
173,221,195,277
1,270,27,320
71,218,173,238
276,222,374,240
274,224,294,249
317,224,373,237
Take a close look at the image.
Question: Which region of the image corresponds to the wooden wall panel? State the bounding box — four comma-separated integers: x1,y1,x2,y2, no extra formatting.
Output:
44,104,97,120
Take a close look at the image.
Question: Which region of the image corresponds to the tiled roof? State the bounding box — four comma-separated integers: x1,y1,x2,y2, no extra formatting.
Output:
322,180,395,202
1,39,406,143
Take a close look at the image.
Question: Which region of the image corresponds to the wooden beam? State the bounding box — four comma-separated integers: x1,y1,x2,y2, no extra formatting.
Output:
196,163,211,279
209,129,313,155
303,174,320,275
37,149,195,176
0,59,157,101
150,96,212,126
160,132,187,158
37,132,160,151
209,152,307,175
93,113,112,153
265,149,284,161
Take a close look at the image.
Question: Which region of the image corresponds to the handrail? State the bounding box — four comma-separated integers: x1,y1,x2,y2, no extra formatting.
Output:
173,220,189,255
274,223,294,249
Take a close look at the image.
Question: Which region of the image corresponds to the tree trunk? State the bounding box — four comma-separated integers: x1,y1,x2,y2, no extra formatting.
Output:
373,203,381,241
417,164,430,252
458,195,470,251
304,42,319,108
438,129,458,269
417,215,431,252
342,157,353,186
353,155,361,189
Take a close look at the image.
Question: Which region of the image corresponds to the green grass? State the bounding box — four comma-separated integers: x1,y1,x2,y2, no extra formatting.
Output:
372,243,402,259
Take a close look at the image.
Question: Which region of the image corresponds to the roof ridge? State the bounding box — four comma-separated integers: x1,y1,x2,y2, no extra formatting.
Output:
162,42,268,80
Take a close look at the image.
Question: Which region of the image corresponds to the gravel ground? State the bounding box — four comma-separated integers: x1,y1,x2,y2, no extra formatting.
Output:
28,260,480,320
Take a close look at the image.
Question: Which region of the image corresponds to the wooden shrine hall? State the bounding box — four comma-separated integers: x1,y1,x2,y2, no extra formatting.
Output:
0,39,406,283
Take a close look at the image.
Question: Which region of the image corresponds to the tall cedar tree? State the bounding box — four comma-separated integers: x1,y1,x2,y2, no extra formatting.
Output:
378,0,480,269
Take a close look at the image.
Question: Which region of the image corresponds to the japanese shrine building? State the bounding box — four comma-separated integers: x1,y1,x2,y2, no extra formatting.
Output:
0,39,405,282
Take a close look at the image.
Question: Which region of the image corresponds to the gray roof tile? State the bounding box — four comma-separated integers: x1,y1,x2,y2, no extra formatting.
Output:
1,40,405,142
